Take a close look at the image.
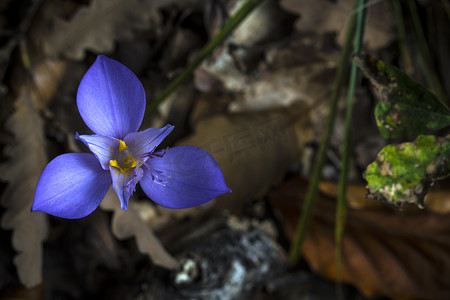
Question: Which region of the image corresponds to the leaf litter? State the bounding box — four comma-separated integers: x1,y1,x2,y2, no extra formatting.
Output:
0,58,67,288
270,176,450,299
281,0,395,50
44,0,168,60
99,188,178,269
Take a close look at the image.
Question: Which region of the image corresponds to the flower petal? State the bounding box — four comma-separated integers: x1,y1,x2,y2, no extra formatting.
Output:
124,124,174,159
77,55,145,139
109,166,143,210
140,146,231,209
76,133,119,170
32,153,111,219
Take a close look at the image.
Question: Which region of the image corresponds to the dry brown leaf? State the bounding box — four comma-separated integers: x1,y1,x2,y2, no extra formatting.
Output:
319,181,387,210
177,102,313,211
1,95,46,288
425,188,450,214
229,62,336,112
269,176,450,299
198,59,336,112
0,59,67,288
319,181,450,214
44,0,167,60
198,33,339,112
99,188,178,269
281,0,395,50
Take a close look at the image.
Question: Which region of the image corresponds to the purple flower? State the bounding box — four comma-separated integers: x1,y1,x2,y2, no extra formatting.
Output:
32,55,231,219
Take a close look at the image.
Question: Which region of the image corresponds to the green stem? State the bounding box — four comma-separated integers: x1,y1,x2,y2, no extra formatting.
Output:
335,0,367,297
391,0,413,74
144,0,266,117
288,0,359,267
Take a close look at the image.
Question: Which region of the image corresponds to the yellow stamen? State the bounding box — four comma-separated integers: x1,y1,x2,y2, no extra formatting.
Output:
119,140,128,152
109,159,124,173
123,156,138,168
109,155,139,174
109,140,140,174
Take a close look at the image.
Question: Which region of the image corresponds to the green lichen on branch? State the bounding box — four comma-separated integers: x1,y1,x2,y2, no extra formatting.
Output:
354,54,450,139
365,135,450,208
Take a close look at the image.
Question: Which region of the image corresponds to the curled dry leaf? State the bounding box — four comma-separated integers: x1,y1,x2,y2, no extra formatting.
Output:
178,102,313,211
281,0,395,50
44,0,167,60
99,188,178,270
0,59,67,288
270,176,450,299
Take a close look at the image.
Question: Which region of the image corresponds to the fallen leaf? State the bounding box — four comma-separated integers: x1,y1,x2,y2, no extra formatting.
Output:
0,59,67,288
270,176,450,299
319,181,384,210
197,31,339,112
0,93,46,288
99,188,178,270
355,54,450,139
319,180,450,214
423,186,450,214
281,0,395,50
229,61,336,112
44,0,167,60
178,102,313,211
365,135,450,208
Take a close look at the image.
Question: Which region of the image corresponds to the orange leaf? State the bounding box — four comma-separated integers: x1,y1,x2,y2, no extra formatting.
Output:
269,176,450,299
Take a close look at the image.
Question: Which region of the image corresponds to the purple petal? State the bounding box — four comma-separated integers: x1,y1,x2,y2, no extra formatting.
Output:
109,166,143,210
124,124,174,159
140,146,231,209
77,55,145,139
76,133,119,170
32,153,111,219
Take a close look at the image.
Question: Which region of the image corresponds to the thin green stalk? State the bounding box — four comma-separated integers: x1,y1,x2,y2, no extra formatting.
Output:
145,0,266,117
288,0,360,267
391,0,413,74
407,0,448,104
334,0,367,297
